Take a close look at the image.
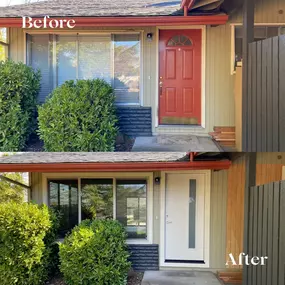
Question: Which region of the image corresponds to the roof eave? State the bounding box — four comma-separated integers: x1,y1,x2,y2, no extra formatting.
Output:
0,14,229,28
0,160,231,172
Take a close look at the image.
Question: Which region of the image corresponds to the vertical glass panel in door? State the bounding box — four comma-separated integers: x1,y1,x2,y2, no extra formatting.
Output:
116,180,147,239
81,179,113,221
48,180,78,236
114,34,140,104
189,179,196,248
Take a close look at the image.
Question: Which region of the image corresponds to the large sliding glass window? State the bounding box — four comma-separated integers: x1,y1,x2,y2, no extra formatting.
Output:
81,179,113,220
48,178,148,240
27,33,140,104
116,180,147,239
48,180,78,236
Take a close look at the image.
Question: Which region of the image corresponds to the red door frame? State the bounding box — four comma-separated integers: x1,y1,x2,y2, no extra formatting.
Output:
158,28,203,126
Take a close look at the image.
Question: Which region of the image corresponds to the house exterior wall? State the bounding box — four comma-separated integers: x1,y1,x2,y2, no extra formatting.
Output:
8,25,234,135
30,169,228,270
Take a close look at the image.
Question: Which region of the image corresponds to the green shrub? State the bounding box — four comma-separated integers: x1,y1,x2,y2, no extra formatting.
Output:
38,79,118,152
59,219,131,285
0,60,40,151
0,202,58,285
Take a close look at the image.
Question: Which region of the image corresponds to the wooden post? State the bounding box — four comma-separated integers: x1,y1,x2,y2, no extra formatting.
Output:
242,0,255,151
243,153,257,285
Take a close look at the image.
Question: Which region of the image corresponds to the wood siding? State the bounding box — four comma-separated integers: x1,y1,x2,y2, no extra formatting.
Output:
244,36,285,152
256,152,285,185
226,155,246,269
210,169,228,269
230,0,285,23
243,181,285,285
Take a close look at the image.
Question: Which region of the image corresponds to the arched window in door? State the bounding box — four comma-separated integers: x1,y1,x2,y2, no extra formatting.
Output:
167,35,192,46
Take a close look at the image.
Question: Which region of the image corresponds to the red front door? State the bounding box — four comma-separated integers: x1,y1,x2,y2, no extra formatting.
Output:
159,30,202,125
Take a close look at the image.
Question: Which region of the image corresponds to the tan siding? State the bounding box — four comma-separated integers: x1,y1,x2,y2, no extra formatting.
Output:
30,172,43,204
230,0,285,23
256,152,285,185
210,169,228,269
226,155,246,269
152,171,161,245
9,27,24,63
206,24,235,132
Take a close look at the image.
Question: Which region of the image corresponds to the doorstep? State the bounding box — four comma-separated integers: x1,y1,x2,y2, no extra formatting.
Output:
141,271,223,285
131,135,220,152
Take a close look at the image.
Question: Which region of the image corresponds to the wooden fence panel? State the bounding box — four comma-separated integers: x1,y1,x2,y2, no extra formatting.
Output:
244,35,285,151
243,181,285,285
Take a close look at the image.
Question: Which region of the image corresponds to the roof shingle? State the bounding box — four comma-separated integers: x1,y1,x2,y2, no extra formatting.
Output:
0,0,183,18
0,152,189,164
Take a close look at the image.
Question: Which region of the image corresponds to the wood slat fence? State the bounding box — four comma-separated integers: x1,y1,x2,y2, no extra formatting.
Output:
244,35,285,151
243,181,285,285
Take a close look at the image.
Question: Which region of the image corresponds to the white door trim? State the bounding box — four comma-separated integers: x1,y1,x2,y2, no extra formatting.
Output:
159,170,211,268
154,26,207,130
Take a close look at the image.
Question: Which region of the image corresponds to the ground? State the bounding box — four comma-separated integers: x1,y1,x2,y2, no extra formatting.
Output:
46,272,144,285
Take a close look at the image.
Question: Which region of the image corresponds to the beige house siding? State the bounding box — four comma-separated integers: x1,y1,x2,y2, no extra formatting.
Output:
8,25,234,135
30,172,43,205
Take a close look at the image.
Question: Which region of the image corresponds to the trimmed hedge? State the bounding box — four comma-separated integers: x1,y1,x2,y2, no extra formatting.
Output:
0,203,59,285
38,79,118,152
0,60,40,151
59,219,131,285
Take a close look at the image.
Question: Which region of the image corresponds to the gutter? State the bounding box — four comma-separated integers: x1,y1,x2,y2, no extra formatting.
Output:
0,15,229,28
0,160,231,172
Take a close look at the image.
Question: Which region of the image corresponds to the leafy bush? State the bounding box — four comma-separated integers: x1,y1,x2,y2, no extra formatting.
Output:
0,60,40,151
59,219,131,285
38,79,118,151
0,202,59,285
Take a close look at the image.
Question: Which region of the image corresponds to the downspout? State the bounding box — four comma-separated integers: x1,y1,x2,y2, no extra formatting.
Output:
181,0,196,16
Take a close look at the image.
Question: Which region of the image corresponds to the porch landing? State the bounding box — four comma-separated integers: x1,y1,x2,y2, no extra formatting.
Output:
142,271,222,285
132,135,220,152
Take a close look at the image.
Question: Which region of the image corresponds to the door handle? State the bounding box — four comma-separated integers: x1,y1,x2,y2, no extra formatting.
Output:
166,221,172,224
159,81,163,96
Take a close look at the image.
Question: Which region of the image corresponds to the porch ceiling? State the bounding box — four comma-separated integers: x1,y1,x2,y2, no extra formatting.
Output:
0,152,231,172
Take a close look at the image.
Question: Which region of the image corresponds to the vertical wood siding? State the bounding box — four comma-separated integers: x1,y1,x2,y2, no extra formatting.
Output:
244,36,285,152
256,152,285,185
210,169,228,269
243,181,285,285
230,0,285,23
226,155,246,269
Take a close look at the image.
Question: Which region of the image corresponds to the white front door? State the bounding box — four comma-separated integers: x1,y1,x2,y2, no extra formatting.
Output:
165,173,207,263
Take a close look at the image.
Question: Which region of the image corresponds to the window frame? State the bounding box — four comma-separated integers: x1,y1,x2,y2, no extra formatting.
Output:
24,30,143,106
0,28,9,60
43,172,153,244
230,23,285,75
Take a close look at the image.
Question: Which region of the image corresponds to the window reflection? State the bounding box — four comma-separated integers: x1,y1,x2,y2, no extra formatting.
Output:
116,180,147,239
81,179,113,220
